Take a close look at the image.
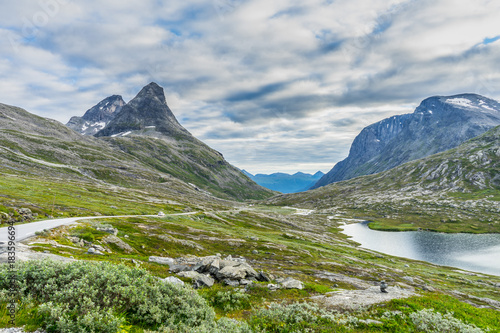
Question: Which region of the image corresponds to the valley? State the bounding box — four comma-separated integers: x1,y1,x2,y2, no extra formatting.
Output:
1,84,499,332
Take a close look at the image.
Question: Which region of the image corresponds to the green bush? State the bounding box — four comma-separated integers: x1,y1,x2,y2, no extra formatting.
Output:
410,308,484,333
248,302,358,332
204,289,251,312
0,260,215,332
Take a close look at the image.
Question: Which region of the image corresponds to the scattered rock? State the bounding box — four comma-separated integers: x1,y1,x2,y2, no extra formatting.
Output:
421,285,435,292
223,279,240,287
102,235,135,253
280,277,304,290
149,256,175,266
163,276,185,286
96,226,118,236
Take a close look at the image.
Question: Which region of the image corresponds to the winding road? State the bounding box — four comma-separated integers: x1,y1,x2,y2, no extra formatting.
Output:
0,212,197,245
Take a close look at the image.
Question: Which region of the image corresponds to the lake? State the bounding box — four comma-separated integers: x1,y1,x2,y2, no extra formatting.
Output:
340,221,500,276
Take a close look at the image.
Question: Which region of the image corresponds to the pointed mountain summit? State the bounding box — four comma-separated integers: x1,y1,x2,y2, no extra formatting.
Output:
67,95,125,135
312,93,500,189
95,82,189,138
89,82,274,200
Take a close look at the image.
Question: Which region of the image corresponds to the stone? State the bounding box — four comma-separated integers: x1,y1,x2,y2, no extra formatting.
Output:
239,279,252,285
267,283,279,291
360,319,383,325
280,277,304,290
149,256,175,266
216,263,259,281
402,276,414,283
250,236,259,241
164,276,185,286
380,281,388,293
223,279,240,287
257,271,271,282
194,275,215,289
177,271,203,279
96,227,118,236
170,264,195,273
102,235,135,253
87,247,96,254
252,250,259,254
422,285,435,292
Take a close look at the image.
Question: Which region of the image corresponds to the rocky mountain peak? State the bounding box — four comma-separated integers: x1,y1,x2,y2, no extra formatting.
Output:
66,95,125,135
312,93,500,189
95,82,190,138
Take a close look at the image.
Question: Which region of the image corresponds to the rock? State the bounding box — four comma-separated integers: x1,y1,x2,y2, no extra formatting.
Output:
267,283,279,291
402,276,414,283
421,285,435,292
93,244,106,252
102,235,135,253
163,276,185,286
252,250,259,254
250,236,259,241
257,271,271,282
87,247,96,254
223,279,240,287
177,271,203,279
240,279,252,285
280,277,304,290
194,275,215,289
216,263,258,281
149,256,175,266
170,264,192,273
96,227,118,236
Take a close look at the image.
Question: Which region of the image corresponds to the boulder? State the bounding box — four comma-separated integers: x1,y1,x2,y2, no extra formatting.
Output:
177,271,214,288
257,271,271,282
164,276,185,286
103,235,135,253
96,227,119,236
280,278,304,290
149,256,175,266
223,279,240,287
216,263,258,281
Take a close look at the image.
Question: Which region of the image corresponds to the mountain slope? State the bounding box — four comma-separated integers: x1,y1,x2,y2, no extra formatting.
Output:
271,125,500,233
245,171,324,193
67,95,125,135
94,82,274,200
313,94,500,189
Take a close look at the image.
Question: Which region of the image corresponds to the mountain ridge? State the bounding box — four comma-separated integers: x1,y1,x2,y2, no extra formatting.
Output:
312,93,500,189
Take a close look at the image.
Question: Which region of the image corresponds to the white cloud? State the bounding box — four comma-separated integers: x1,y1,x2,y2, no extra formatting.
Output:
0,0,499,173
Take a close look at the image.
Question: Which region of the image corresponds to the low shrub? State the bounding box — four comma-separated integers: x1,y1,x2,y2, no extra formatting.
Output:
0,260,215,332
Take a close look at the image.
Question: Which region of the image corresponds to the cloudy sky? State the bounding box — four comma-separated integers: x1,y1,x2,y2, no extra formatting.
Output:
0,0,499,174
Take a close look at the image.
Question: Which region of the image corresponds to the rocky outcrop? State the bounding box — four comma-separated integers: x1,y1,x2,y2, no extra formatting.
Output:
313,94,500,188
67,95,125,135
95,83,190,139
150,254,302,289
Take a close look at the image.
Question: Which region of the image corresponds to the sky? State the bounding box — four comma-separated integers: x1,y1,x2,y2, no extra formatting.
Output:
0,0,499,174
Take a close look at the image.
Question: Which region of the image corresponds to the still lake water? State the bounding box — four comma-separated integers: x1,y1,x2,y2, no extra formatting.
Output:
341,222,500,276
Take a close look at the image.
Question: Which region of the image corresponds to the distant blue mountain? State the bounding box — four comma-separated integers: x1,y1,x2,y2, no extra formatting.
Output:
243,170,324,193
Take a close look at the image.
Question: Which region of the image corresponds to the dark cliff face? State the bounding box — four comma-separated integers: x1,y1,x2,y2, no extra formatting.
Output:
95,83,190,138
66,95,125,135
312,94,500,189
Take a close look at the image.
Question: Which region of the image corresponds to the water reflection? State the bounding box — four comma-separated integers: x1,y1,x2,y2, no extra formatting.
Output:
341,222,500,276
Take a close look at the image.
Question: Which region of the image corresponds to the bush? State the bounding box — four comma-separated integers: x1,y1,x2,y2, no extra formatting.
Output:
204,289,251,312
410,308,484,333
0,260,215,332
248,302,358,332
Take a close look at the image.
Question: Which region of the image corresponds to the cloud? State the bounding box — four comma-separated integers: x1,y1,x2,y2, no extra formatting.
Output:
0,0,499,173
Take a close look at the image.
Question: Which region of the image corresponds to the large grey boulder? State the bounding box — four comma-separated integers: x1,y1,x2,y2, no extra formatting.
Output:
163,276,185,286
177,271,214,288
149,256,175,266
216,263,258,281
280,278,304,290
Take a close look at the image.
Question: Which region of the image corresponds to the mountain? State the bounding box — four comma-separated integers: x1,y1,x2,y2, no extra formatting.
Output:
66,95,125,135
93,82,274,200
244,171,324,193
312,93,500,189
0,84,274,202
271,125,500,233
